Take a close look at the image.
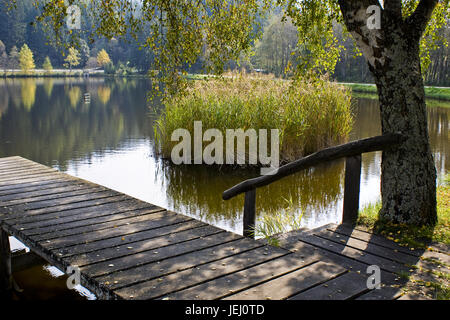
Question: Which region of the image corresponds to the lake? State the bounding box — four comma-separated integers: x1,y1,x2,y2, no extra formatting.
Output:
0,77,448,299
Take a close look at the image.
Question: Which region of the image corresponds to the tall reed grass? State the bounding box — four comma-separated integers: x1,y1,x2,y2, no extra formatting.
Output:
155,73,353,164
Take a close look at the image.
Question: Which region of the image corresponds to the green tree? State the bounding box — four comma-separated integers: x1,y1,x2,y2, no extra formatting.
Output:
79,39,90,68
8,46,19,69
19,43,35,72
18,0,450,226
42,56,52,71
253,14,298,76
64,47,80,71
96,49,111,68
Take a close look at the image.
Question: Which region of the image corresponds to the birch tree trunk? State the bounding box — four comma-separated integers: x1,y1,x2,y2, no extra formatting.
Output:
338,0,438,225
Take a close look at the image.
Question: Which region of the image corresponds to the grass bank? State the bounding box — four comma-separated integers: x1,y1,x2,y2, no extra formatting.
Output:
358,174,450,300
155,74,353,164
358,174,450,247
344,83,450,102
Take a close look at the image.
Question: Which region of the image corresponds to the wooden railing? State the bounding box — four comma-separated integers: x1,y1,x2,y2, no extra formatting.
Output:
222,133,405,238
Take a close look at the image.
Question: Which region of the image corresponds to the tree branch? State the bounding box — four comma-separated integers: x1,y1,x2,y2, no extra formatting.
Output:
406,0,438,39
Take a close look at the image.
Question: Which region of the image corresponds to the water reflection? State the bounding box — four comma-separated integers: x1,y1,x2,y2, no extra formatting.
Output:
0,78,448,234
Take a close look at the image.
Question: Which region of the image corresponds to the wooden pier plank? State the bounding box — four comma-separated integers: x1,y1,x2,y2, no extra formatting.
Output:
0,186,109,207
0,176,74,191
56,220,207,258
223,261,347,300
80,231,243,278
5,199,154,228
0,167,57,179
68,224,224,267
288,271,369,300
289,231,410,274
1,195,130,221
164,252,320,300
0,182,95,202
96,238,263,291
119,245,288,300
30,208,168,241
39,212,194,250
314,228,419,265
20,206,165,236
0,179,76,196
0,156,444,300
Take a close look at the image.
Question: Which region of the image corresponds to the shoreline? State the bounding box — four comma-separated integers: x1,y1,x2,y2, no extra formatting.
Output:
2,71,449,103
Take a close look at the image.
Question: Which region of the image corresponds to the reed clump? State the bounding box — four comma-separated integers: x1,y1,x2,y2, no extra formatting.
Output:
155,73,353,163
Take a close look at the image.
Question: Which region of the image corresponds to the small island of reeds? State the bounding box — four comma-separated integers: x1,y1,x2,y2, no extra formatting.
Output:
155,73,353,165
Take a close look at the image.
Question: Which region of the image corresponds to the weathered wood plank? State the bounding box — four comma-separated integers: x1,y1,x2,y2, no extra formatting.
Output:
1,195,129,221
55,219,206,258
21,207,164,236
0,186,108,207
0,163,47,173
0,156,23,164
98,238,263,291
0,167,57,179
288,271,369,300
68,225,224,267
4,189,119,211
277,235,404,295
0,176,73,191
4,196,148,225
165,252,320,300
325,225,450,268
327,224,422,256
0,180,74,197
0,158,37,169
30,208,167,241
0,172,66,186
224,261,347,300
81,231,242,278
315,229,420,265
39,212,194,250
120,245,288,300
352,225,450,255
355,286,403,300
292,233,410,274
0,182,92,202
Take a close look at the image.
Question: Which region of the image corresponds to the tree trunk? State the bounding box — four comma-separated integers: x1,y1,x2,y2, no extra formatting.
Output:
338,0,438,225
371,29,437,225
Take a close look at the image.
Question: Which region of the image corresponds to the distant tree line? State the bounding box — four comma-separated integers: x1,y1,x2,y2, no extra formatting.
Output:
0,0,151,73
248,13,449,86
0,1,448,85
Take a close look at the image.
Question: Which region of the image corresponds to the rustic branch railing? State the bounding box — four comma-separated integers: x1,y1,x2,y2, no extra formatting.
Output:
222,133,405,239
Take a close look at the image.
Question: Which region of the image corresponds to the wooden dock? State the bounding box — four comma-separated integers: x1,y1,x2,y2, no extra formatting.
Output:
0,156,448,300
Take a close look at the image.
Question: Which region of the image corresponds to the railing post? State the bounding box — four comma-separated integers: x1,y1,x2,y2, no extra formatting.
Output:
0,228,12,298
243,189,256,239
342,154,362,225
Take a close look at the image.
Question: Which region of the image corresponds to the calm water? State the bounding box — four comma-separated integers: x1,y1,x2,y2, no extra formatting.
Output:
0,77,448,299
